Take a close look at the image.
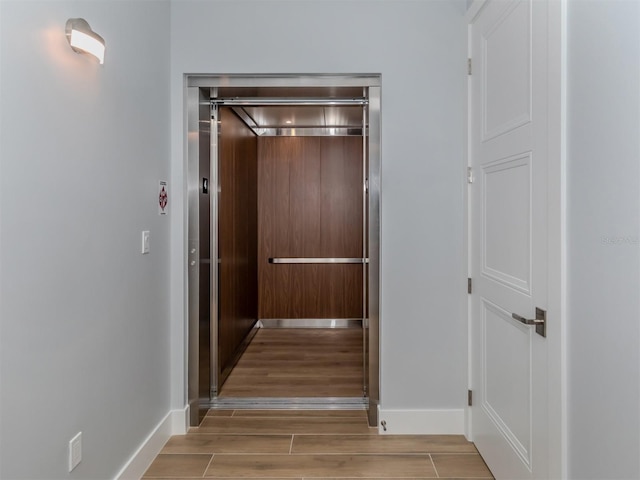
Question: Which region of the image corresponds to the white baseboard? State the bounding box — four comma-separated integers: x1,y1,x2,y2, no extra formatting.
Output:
171,405,188,435
114,405,189,480
377,408,465,434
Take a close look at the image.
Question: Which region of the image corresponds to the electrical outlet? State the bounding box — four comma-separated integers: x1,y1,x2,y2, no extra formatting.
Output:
69,432,82,472
141,230,150,254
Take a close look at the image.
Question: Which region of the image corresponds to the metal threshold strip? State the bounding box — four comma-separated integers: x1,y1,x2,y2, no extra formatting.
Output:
204,397,368,410
259,318,362,329
269,257,369,264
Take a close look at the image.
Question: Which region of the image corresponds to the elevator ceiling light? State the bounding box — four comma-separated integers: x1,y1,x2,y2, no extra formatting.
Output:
65,18,105,64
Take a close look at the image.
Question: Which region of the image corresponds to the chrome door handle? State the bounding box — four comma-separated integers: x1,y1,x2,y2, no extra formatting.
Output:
511,313,544,325
512,307,546,338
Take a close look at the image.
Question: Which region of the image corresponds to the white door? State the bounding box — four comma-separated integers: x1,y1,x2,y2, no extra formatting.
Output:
469,1,552,478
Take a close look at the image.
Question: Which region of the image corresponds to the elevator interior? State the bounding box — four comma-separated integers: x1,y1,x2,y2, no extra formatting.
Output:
187,76,381,427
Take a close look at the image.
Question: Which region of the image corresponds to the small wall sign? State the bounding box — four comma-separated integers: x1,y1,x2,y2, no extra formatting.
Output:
159,181,168,215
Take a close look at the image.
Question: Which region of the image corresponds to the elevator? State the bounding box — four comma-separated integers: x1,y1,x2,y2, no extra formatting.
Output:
186,75,381,427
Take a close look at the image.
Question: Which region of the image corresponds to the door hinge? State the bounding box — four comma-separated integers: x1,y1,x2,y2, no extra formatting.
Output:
467,166,474,184
467,278,472,294
468,58,472,75
468,389,473,406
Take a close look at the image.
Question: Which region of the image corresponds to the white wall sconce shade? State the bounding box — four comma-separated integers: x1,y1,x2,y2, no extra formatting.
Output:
65,18,105,64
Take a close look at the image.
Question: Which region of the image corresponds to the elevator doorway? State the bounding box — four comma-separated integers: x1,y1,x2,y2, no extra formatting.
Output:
186,75,381,427
219,122,364,399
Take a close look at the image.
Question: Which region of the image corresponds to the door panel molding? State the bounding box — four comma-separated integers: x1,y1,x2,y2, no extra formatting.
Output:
481,298,532,466
482,152,532,294
481,0,532,142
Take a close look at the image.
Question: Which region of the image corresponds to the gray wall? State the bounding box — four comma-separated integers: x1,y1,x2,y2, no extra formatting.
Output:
567,0,640,478
169,0,468,410
0,1,171,478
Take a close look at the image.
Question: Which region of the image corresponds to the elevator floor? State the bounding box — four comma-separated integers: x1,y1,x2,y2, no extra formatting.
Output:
219,328,363,397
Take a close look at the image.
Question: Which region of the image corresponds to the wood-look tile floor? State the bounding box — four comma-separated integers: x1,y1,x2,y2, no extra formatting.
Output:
143,410,494,479
219,329,363,397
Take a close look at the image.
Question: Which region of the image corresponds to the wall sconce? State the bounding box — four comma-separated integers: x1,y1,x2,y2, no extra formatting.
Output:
65,18,105,64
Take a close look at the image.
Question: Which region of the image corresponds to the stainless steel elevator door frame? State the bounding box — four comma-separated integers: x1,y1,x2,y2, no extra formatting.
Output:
186,74,381,428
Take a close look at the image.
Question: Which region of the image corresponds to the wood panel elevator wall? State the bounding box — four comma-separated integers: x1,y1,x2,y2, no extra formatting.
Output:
219,108,258,379
258,136,363,319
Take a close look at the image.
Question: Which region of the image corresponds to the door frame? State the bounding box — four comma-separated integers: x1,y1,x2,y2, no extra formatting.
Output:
185,74,382,427
465,1,567,477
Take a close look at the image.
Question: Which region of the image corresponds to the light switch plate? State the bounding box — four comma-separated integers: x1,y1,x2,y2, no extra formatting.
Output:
142,231,150,254
69,432,82,472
